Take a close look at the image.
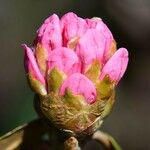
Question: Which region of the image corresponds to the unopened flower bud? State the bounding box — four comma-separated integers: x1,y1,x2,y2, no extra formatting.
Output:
22,12,129,136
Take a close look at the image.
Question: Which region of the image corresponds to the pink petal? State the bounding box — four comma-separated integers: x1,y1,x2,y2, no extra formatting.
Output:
36,14,62,52
76,29,106,72
61,12,88,47
86,18,114,62
86,18,113,38
48,47,80,75
60,73,96,104
100,48,129,83
22,44,45,85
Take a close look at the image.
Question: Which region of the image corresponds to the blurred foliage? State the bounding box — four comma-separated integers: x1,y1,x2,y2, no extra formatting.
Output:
0,0,150,150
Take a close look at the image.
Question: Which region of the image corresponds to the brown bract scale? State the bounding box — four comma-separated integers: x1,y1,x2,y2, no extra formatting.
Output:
39,76,115,137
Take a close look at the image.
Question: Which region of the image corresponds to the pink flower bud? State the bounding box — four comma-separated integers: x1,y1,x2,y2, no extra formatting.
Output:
23,12,129,98
61,12,88,47
48,47,80,75
22,44,45,85
23,12,129,135
86,17,113,41
100,48,129,83
86,18,115,62
76,29,106,72
36,14,62,52
60,73,96,104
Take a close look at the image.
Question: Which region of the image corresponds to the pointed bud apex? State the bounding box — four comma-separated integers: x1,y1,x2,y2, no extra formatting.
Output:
22,44,47,95
86,17,114,62
36,14,62,51
61,12,87,46
100,48,129,83
22,44,45,85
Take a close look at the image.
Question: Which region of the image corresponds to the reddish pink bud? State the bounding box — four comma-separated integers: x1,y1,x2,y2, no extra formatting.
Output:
36,14,62,52
23,12,129,135
86,18,113,39
22,44,45,85
86,18,114,62
61,12,88,47
100,48,129,83
60,73,96,104
48,47,80,75
23,12,129,100
76,29,106,72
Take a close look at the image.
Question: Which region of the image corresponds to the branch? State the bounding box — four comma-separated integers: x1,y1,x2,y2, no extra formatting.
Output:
0,119,47,150
64,137,81,150
92,130,122,150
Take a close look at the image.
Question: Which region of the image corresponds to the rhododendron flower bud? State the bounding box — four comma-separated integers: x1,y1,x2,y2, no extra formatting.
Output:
22,12,129,136
100,48,128,83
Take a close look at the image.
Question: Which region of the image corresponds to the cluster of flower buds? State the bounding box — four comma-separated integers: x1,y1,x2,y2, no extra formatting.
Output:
22,12,128,136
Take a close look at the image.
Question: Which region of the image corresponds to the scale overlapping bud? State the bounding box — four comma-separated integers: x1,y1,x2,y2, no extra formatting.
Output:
22,12,128,136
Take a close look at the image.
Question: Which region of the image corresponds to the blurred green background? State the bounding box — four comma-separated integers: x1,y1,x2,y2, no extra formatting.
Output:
0,0,150,149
